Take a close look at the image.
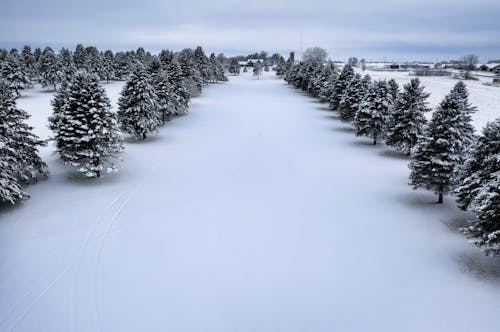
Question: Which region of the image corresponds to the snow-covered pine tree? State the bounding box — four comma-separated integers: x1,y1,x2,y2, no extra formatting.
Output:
228,58,241,75
58,47,76,84
387,79,399,104
451,81,477,147
0,80,47,184
39,47,60,90
318,67,339,102
408,88,467,203
177,48,203,97
0,146,28,204
354,80,392,144
460,171,499,256
274,56,286,77
102,50,116,82
49,72,124,177
209,53,227,82
73,44,86,69
339,73,366,122
151,68,176,123
0,55,30,97
253,61,263,79
194,46,211,84
455,118,500,211
385,78,431,155
21,45,36,83
329,64,354,111
113,51,133,80
164,59,190,115
117,65,162,139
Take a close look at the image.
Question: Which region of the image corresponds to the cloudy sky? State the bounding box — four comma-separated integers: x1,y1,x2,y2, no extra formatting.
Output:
1,0,499,61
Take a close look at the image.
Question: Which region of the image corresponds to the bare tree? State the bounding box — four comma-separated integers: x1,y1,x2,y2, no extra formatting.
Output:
360,58,366,71
302,47,328,64
460,54,478,80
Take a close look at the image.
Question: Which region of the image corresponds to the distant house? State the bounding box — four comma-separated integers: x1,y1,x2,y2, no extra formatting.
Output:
479,63,500,72
385,63,401,69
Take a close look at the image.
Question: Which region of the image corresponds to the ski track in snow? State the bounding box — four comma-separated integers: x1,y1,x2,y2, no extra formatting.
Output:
0,72,500,332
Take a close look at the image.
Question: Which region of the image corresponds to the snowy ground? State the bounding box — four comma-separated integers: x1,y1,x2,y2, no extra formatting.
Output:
359,69,500,131
1,71,500,332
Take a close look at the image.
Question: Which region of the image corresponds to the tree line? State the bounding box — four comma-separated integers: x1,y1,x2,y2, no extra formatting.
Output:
281,52,499,256
1,45,227,204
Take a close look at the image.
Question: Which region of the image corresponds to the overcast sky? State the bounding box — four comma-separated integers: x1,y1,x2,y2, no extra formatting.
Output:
1,0,499,61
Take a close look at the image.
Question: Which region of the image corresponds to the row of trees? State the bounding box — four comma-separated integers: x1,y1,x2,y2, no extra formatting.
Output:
0,44,227,95
282,57,499,256
1,45,227,204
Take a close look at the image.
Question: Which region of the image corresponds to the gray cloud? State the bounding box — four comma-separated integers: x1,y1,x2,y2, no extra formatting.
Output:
1,0,499,61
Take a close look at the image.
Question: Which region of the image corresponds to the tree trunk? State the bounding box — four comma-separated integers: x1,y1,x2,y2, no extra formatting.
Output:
142,132,147,140
373,134,377,145
437,187,443,204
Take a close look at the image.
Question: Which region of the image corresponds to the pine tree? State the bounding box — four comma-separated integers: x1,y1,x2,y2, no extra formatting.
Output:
49,72,124,177
0,55,30,96
460,172,499,256
73,43,86,69
228,58,241,75
409,88,467,203
152,68,176,123
39,47,60,90
194,46,211,84
177,48,202,97
455,119,500,211
165,59,190,115
339,73,367,122
451,81,477,147
387,79,399,103
117,65,162,139
0,148,28,204
58,47,76,84
209,53,227,82
21,45,36,83
354,80,392,144
274,56,287,77
0,81,47,185
102,50,116,82
253,61,263,79
385,78,431,155
329,64,354,110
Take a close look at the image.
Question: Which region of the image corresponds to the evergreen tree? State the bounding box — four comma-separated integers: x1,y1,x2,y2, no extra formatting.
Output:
102,50,116,82
117,66,162,139
455,119,500,211
165,59,190,115
460,171,499,256
228,58,240,75
177,48,202,97
385,78,431,155
253,60,263,79
58,47,76,84
0,81,47,185
194,46,211,84
152,68,176,123
209,53,227,82
21,45,36,83
329,64,354,110
354,80,392,144
49,72,124,177
451,81,477,147
0,55,30,96
409,88,468,203
387,78,399,103
73,43,86,69
274,56,287,77
39,47,60,90
0,146,28,204
339,73,367,122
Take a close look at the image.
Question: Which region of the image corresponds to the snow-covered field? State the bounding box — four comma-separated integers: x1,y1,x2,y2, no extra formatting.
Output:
360,69,500,131
1,71,500,331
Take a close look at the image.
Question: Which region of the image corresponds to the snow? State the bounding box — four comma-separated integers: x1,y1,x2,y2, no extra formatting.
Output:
1,71,500,331
358,69,500,130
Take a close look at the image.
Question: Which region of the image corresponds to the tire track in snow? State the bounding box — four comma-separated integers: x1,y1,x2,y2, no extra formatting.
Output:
92,188,139,332
0,193,126,332
70,192,127,332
